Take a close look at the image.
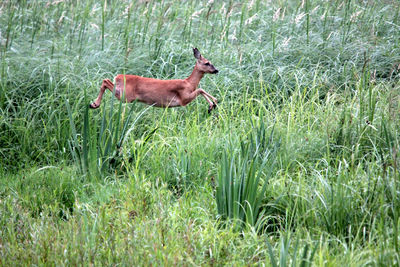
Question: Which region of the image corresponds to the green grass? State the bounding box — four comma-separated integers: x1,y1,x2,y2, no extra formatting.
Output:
1,0,400,265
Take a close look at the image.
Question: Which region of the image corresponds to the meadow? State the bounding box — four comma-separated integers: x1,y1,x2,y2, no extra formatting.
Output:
1,0,400,265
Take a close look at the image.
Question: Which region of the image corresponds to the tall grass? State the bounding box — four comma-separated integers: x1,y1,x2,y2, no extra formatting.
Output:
1,0,400,265
216,120,279,230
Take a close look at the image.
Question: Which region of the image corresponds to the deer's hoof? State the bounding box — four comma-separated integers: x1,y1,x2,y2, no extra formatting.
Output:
208,104,217,114
89,103,99,109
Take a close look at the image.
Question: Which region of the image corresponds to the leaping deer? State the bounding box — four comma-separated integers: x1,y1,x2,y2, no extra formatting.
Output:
90,48,219,113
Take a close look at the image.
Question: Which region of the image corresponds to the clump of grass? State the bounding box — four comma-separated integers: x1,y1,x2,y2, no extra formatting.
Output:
3,167,79,219
216,119,279,230
265,233,319,267
67,85,154,178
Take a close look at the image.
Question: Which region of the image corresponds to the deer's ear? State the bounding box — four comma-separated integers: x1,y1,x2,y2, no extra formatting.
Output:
193,48,201,60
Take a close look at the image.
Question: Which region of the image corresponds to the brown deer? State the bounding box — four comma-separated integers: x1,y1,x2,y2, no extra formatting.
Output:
90,48,219,112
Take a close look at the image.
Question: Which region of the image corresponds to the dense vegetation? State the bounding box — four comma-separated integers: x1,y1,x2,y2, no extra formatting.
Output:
1,0,400,265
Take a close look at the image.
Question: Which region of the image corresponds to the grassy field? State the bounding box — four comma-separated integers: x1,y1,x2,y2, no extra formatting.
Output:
1,0,400,265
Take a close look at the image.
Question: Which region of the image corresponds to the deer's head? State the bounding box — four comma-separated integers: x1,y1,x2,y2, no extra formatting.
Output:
193,48,219,74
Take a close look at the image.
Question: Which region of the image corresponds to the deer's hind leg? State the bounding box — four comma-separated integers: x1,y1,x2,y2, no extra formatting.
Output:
90,79,116,109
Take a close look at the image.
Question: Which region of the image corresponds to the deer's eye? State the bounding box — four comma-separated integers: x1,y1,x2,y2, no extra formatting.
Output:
205,62,210,66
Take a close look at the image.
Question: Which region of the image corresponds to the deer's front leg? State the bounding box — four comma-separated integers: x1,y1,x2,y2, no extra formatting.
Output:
198,88,218,112
199,89,218,106
181,89,216,113
90,79,116,109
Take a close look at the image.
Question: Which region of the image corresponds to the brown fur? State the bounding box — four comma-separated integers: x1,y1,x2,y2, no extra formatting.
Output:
90,48,218,112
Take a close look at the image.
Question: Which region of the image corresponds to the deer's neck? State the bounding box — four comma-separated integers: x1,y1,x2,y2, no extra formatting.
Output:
186,66,204,89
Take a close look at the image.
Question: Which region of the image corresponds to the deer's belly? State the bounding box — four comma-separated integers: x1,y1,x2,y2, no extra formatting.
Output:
137,91,181,107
